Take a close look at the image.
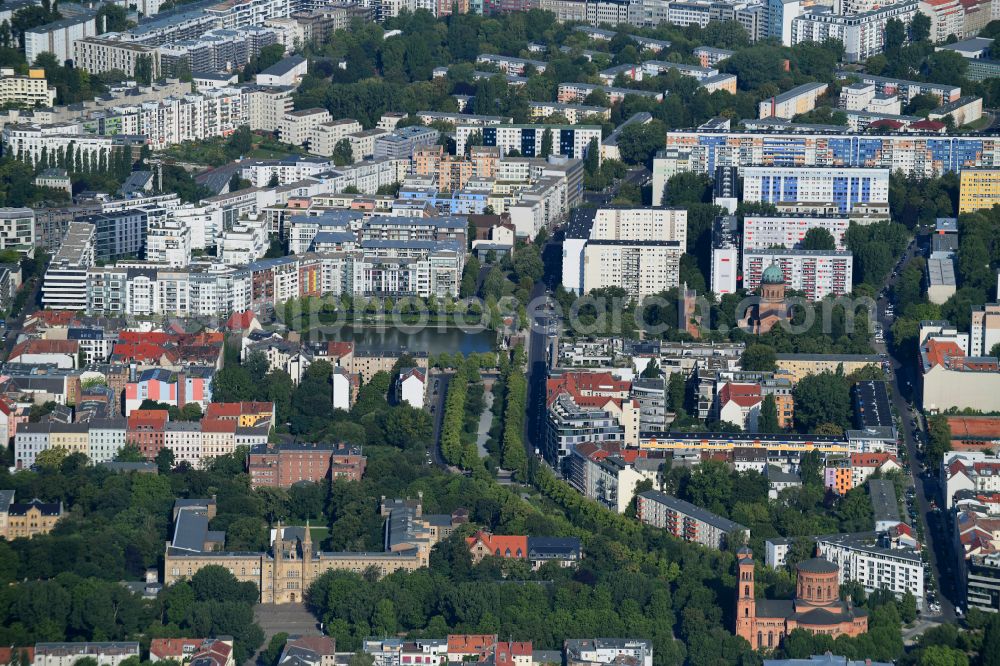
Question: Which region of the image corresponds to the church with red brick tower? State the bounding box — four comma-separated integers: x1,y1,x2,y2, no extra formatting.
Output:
735,548,868,650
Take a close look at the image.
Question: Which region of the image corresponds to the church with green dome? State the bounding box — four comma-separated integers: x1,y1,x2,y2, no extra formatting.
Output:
740,261,788,334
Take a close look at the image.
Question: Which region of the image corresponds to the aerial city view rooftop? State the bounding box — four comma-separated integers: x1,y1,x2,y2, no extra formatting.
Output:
0,0,998,663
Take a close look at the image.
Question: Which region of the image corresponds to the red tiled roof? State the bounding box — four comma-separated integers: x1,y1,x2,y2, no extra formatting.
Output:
205,402,273,418
150,638,205,660
286,637,336,656
719,382,762,408
0,648,34,664
494,642,532,666
924,339,965,369
911,119,946,131
191,640,232,666
546,371,631,406
402,367,426,381
226,310,257,330
128,409,169,429
327,341,355,357
947,416,1000,445
9,339,79,359
869,119,904,130
113,342,167,362
448,635,497,655
118,331,176,345
201,418,238,433
28,311,76,327
850,453,897,468
465,530,528,559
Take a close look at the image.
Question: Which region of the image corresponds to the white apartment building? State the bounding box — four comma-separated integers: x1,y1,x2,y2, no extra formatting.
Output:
943,451,1000,509
170,204,220,250
508,176,567,238
308,119,363,157
347,129,389,161
742,166,890,213
288,211,361,254
743,249,854,300
840,83,903,115
146,217,193,267
278,108,332,147
42,222,96,310
581,241,683,301
711,215,739,297
85,242,463,317
528,102,610,124
919,0,967,43
73,38,161,78
0,208,36,253
568,449,650,514
815,532,925,609
972,303,1000,357
324,157,409,195
791,1,918,63
758,82,829,119
14,423,50,469
87,419,127,464
0,68,56,107
563,207,688,298
25,14,97,67
34,643,140,666
2,123,120,169
165,422,203,469
743,215,850,250
245,86,294,133
332,366,352,411
239,156,333,187
255,54,307,87
218,219,270,266
455,124,602,162
119,87,249,150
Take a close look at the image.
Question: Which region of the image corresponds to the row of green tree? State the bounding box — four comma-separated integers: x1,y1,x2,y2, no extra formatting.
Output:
440,356,486,468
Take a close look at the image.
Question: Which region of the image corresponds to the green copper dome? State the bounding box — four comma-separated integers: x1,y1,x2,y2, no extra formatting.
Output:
761,262,784,285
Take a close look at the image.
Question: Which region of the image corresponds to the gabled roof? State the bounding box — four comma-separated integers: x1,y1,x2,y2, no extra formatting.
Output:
849,452,897,468
448,635,497,655
465,530,528,559
719,382,762,408
149,638,205,660
225,310,258,331
399,367,426,382
9,339,79,359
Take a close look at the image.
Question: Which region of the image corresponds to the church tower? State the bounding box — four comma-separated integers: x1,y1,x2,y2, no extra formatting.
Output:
302,520,313,576
735,547,757,649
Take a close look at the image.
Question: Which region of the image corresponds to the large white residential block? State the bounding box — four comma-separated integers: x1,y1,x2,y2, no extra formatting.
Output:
743,215,850,250
743,249,853,301
563,207,688,299
455,124,602,163
742,166,890,214
25,14,97,67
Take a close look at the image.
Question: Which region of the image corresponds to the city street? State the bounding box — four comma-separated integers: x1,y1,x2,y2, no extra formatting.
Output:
876,234,958,622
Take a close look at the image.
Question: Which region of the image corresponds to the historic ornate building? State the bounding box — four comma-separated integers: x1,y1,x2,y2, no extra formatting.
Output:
164,496,467,604
735,548,868,650
0,490,63,539
741,262,789,334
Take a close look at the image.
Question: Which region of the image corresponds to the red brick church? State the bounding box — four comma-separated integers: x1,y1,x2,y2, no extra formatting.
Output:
735,548,868,650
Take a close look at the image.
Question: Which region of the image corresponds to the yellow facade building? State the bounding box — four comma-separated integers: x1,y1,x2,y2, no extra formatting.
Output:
0,490,63,539
959,169,1000,213
0,68,56,107
774,354,885,382
49,423,90,456
164,497,467,604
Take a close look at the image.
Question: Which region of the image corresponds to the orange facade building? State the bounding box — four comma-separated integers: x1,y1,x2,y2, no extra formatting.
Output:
735,549,868,650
